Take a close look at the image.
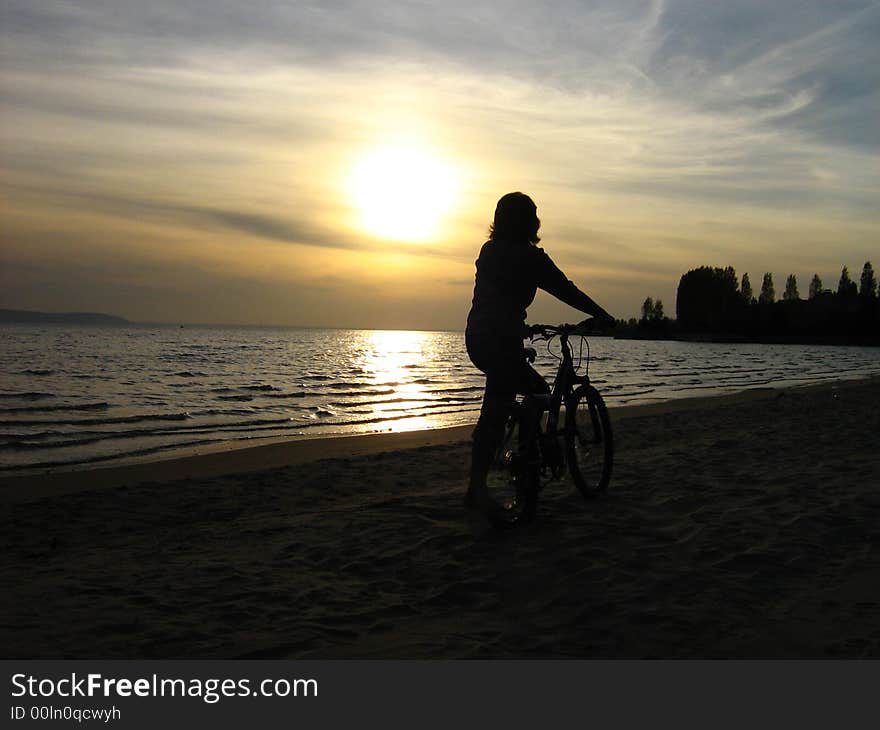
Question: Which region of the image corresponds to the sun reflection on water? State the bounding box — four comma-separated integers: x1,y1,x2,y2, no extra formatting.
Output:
356,329,445,433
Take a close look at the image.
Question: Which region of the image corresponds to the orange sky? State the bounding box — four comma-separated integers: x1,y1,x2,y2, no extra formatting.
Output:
1,2,878,328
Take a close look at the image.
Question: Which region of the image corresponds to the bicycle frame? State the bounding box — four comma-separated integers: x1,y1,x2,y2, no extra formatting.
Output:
513,327,593,479
527,330,590,440
485,320,611,525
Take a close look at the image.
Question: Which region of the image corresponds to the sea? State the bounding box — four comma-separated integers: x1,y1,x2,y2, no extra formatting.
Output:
2,323,879,474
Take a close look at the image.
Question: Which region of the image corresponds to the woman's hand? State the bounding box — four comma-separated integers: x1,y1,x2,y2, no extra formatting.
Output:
593,308,616,328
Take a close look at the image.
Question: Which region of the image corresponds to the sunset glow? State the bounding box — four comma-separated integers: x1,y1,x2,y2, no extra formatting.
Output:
348,145,458,242
0,2,877,328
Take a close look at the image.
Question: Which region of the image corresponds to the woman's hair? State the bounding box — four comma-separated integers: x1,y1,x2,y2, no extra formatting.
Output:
488,191,541,244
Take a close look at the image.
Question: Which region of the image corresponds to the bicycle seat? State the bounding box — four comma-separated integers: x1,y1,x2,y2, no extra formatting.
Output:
524,346,537,363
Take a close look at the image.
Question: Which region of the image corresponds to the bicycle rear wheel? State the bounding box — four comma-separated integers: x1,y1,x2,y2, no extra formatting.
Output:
564,385,613,497
485,414,538,528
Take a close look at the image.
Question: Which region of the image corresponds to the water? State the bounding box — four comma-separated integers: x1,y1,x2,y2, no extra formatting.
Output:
2,323,879,474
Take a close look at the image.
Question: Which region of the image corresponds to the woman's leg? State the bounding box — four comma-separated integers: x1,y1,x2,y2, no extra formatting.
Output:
517,363,551,455
467,354,549,504
467,368,515,504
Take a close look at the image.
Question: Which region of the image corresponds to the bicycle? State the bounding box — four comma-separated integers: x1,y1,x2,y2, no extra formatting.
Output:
484,318,613,528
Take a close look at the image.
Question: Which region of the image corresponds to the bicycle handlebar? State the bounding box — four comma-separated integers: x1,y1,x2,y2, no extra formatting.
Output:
527,318,597,339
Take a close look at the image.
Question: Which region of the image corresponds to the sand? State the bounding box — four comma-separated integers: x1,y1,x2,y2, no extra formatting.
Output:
2,378,879,658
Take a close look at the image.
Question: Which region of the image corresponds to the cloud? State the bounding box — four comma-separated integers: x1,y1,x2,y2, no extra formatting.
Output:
651,2,880,150
1,0,878,323
2,180,370,252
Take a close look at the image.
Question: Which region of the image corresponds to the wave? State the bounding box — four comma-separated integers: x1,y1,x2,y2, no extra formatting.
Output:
0,391,55,400
1,436,108,451
19,369,54,376
0,415,300,450
0,397,487,453
308,387,396,398
328,395,481,408
160,352,209,362
0,401,109,414
0,437,224,472
199,408,259,417
0,411,192,427
209,387,307,398
612,388,657,400
293,405,480,431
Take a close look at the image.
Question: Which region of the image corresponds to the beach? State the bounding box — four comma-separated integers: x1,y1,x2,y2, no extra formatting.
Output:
2,377,879,659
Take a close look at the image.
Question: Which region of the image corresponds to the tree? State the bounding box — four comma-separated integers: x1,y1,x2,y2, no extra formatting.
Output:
741,273,753,303
676,266,742,330
838,266,857,297
809,274,823,299
759,272,775,305
638,296,667,331
860,261,877,298
783,274,799,301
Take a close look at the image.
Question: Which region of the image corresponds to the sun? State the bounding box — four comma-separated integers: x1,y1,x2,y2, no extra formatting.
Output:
348,144,457,241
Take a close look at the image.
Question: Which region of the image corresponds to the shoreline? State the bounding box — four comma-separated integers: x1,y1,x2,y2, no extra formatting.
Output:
614,331,880,347
1,377,873,503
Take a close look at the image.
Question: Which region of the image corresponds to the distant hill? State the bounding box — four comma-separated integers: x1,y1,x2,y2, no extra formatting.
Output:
0,309,130,325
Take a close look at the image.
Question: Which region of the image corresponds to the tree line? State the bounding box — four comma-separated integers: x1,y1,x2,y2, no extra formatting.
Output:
620,262,878,342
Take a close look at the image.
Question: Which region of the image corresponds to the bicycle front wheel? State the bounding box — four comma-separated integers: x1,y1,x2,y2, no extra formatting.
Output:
564,385,613,497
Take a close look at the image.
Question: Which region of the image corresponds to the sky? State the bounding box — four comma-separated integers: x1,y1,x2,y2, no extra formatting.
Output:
1,0,878,329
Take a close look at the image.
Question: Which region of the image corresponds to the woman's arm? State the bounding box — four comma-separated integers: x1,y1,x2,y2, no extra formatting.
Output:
534,249,615,321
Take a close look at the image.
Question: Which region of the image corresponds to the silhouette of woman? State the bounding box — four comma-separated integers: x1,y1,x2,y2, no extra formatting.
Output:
465,192,614,511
